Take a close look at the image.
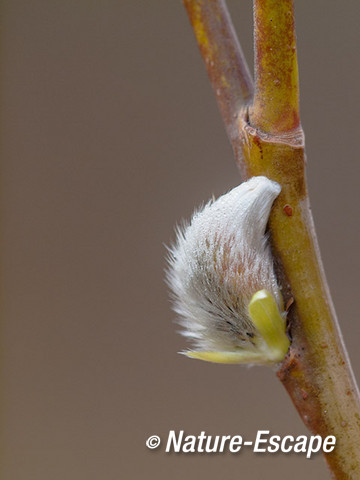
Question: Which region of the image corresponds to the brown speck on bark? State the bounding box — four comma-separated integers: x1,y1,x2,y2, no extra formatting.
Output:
301,389,308,400
283,204,293,216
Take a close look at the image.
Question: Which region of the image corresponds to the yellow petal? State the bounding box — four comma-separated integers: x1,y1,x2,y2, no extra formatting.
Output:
248,289,290,361
183,350,272,365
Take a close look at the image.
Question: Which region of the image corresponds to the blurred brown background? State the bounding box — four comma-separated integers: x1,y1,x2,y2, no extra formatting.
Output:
1,1,359,479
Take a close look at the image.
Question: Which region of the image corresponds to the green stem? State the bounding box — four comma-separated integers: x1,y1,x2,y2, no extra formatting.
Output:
250,0,300,134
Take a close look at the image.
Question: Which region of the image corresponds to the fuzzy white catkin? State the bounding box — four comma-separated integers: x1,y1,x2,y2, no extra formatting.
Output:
167,176,284,358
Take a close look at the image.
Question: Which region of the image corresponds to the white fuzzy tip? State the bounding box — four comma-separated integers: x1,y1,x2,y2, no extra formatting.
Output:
167,176,289,365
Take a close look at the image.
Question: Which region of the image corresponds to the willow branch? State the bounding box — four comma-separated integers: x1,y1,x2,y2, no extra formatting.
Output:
183,0,360,478
251,0,300,134
183,0,254,146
